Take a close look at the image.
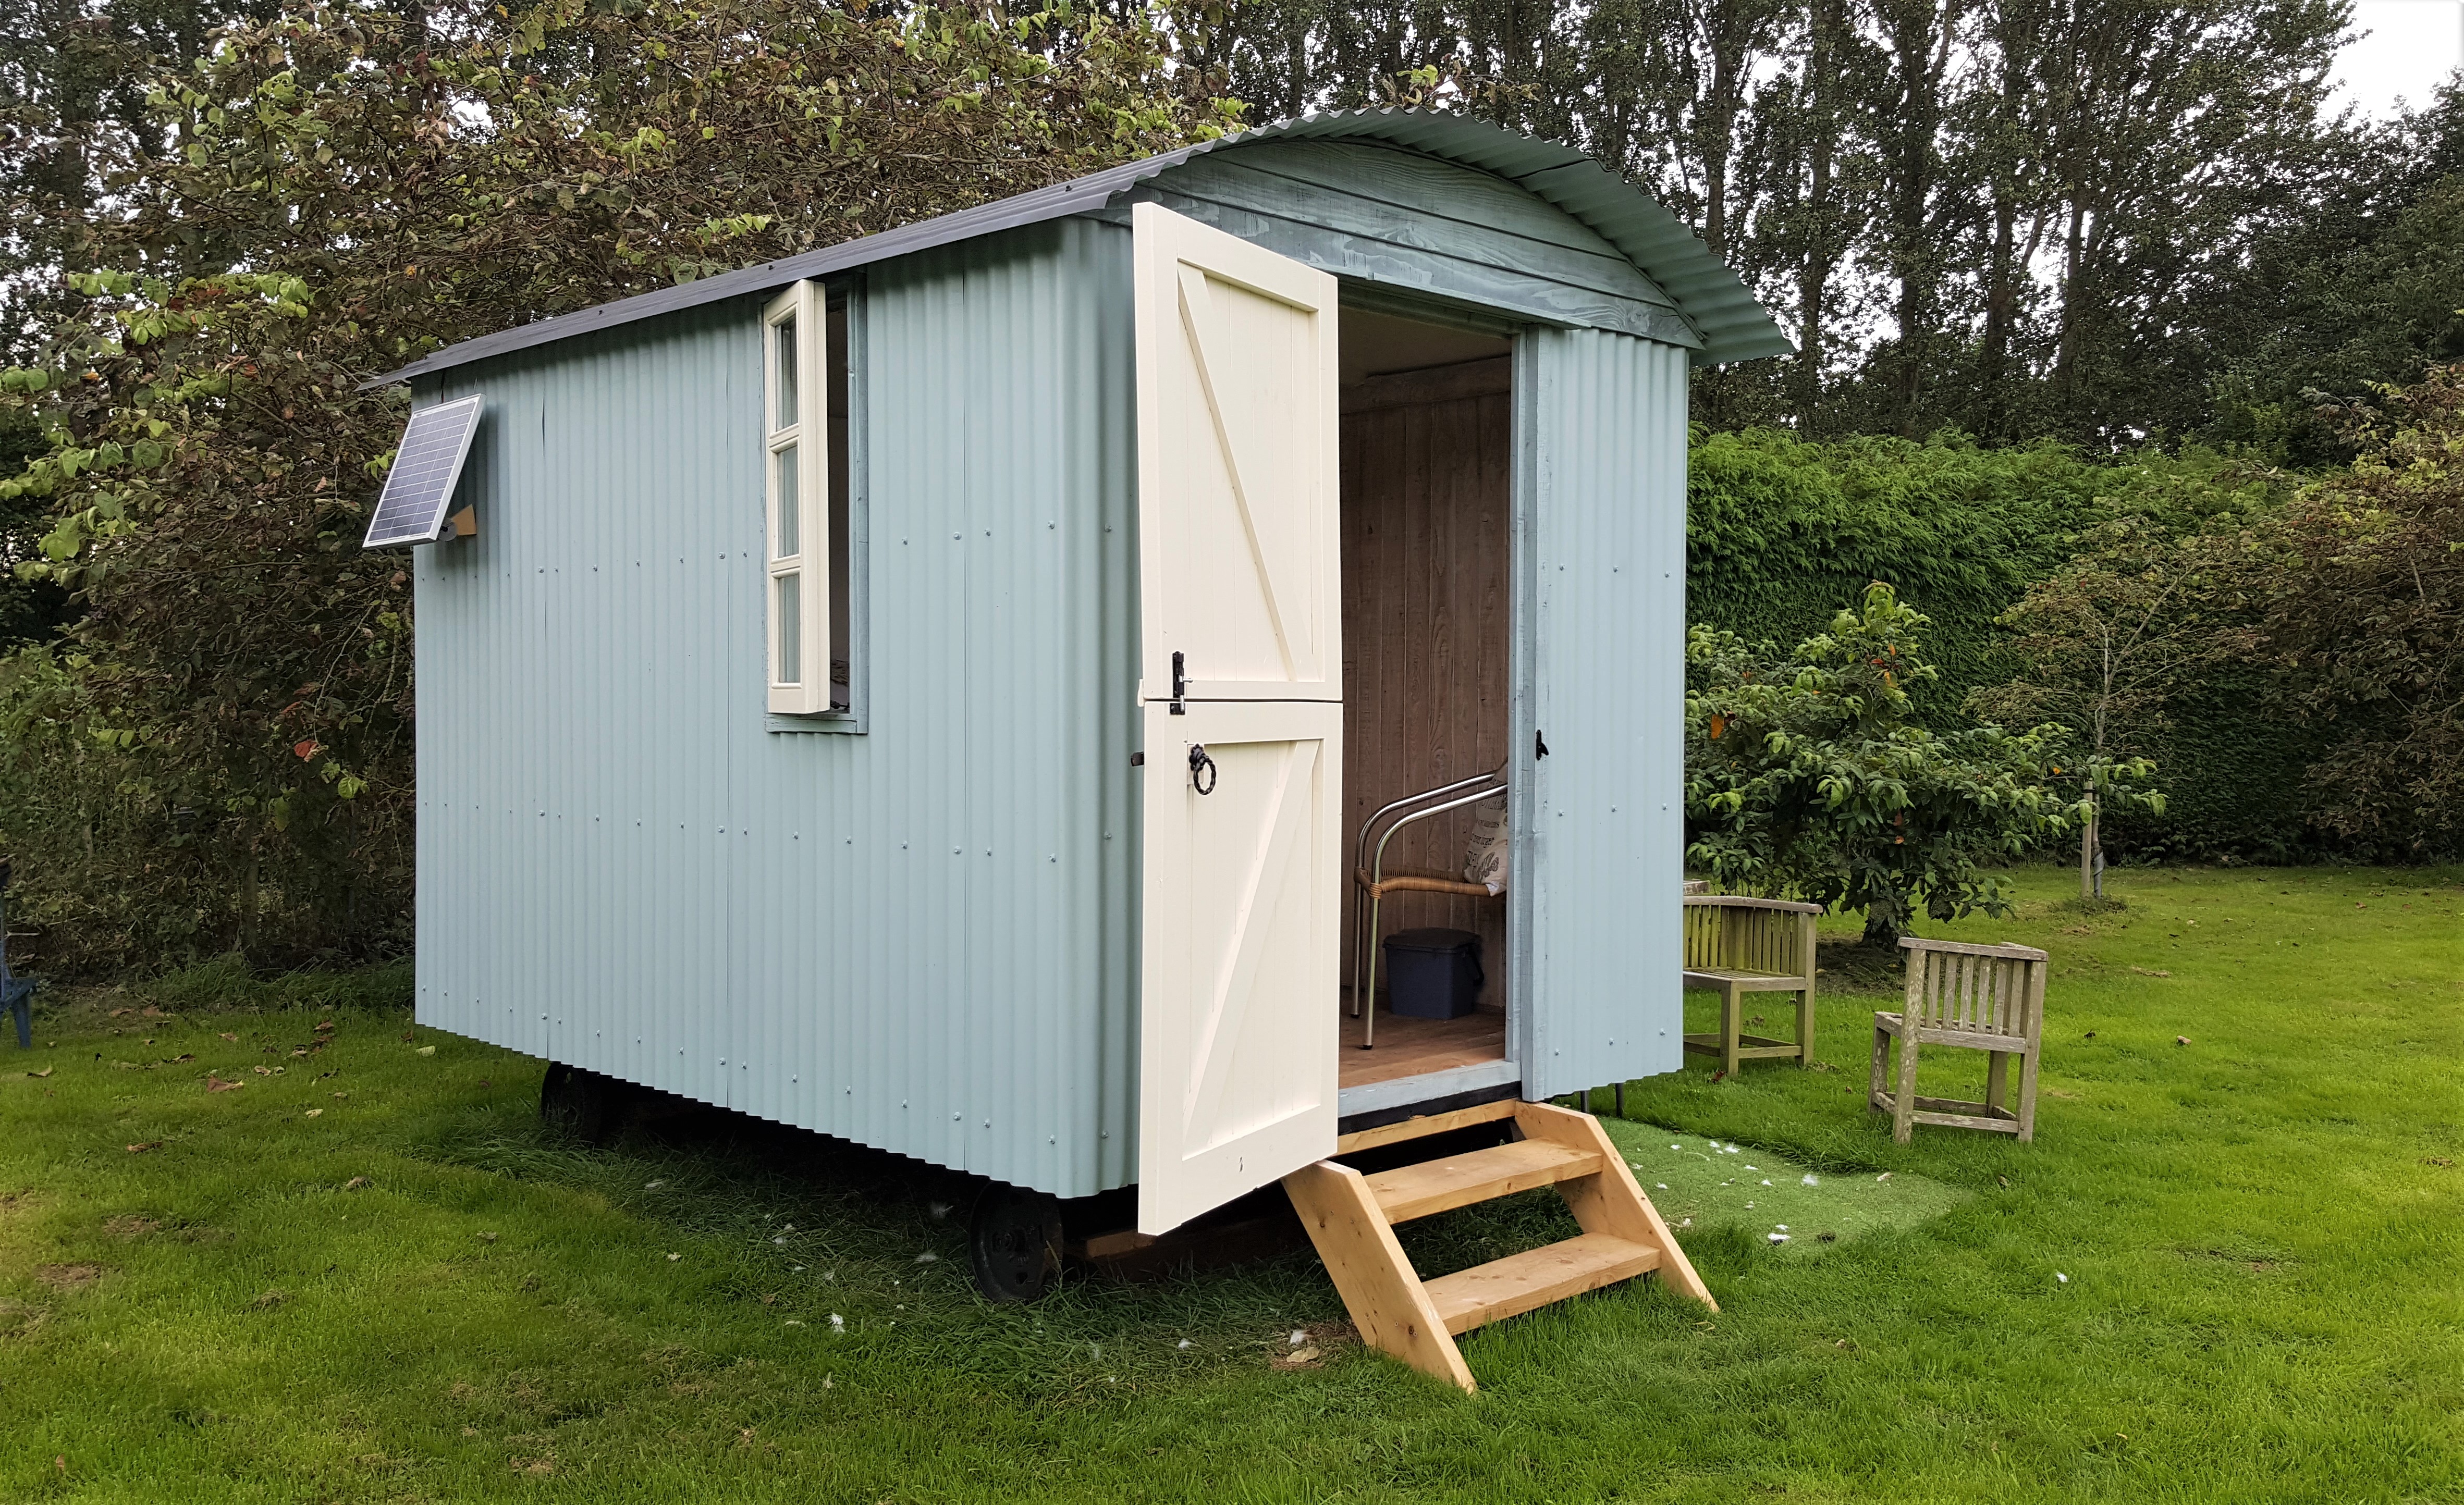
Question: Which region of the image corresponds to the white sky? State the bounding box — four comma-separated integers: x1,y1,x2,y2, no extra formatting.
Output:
2333,0,2464,117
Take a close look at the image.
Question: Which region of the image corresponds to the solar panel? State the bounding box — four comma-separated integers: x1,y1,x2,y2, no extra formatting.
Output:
363,394,485,547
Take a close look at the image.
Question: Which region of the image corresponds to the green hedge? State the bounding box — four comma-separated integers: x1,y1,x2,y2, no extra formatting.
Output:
1686,429,2106,720
2099,668,2334,862
1684,429,2319,861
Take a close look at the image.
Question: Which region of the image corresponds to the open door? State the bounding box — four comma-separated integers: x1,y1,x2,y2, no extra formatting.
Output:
1134,203,1343,1235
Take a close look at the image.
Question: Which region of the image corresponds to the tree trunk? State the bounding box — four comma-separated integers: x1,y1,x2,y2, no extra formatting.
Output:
1704,140,1729,261
2054,201,2087,416
1975,0,2038,440
1796,261,1832,430
2079,796,2099,899
1979,186,2019,439
1794,0,1840,429
1877,0,1955,437
1697,0,1768,264
1860,885,1910,948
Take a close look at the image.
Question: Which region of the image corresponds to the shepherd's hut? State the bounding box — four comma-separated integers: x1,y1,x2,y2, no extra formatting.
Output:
366,109,1789,1387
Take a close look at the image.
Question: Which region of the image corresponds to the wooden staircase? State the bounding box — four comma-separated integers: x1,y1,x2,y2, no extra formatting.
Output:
1283,1099,1715,1391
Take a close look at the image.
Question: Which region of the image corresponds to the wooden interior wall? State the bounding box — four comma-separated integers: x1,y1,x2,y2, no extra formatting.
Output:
1339,355,1513,1007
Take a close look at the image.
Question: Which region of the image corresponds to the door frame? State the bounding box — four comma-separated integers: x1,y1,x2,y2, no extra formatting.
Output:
1506,327,1542,1097
1326,285,1535,1123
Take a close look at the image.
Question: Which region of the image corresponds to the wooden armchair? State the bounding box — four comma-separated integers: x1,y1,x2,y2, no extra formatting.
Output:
1681,895,1822,1074
1870,937,2049,1143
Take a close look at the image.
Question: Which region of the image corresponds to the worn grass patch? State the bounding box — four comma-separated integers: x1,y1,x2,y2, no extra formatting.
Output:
1602,1120,1971,1255
1,865,2460,1502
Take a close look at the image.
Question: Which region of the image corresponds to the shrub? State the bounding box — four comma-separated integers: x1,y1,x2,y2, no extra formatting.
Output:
1685,584,2161,945
2229,366,2464,856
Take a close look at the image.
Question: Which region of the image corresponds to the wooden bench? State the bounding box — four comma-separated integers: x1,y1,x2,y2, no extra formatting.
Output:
1681,895,1821,1074
1870,936,2049,1143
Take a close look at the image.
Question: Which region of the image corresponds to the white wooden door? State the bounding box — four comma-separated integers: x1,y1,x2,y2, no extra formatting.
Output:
1134,204,1343,1235
1137,701,1342,1233
1132,203,1342,705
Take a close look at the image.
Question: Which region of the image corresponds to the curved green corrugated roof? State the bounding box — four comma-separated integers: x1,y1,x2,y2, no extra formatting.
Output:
370,108,1791,388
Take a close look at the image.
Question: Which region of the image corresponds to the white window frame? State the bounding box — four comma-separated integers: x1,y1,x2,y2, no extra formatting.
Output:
764,281,830,714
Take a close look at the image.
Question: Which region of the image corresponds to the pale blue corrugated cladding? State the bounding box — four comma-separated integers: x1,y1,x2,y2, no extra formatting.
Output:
1511,328,1691,1098
414,219,1142,1197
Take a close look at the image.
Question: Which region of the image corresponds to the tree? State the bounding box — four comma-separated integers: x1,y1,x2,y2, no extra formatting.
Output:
0,0,1230,971
0,0,287,355
2028,0,2349,446
2208,83,2464,463
1862,0,1970,438
1685,582,2160,944
1755,0,1877,431
1965,0,2048,442
0,0,276,645
1198,0,2364,447
1968,512,2212,894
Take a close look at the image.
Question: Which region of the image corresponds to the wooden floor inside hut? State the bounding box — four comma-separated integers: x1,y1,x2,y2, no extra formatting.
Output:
1337,1006,1508,1089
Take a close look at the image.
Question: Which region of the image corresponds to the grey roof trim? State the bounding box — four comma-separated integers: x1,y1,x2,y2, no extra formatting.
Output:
365,110,1790,389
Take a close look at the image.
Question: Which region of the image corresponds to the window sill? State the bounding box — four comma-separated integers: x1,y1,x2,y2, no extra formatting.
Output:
767,710,865,735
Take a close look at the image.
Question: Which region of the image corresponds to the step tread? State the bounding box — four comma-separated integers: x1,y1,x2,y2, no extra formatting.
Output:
1421,1232,1660,1336
1335,1099,1519,1155
1363,1139,1604,1224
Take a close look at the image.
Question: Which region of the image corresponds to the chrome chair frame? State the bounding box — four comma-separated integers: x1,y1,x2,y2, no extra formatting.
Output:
1348,766,1507,1048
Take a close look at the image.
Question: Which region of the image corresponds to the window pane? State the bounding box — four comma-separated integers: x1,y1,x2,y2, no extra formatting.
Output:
774,446,799,558
776,573,801,685
774,315,798,432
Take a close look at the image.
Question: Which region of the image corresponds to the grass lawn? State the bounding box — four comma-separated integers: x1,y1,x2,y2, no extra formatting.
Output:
3,863,2460,1502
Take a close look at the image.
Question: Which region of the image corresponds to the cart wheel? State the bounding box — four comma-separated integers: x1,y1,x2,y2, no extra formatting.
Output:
967,1182,1063,1303
540,1062,628,1145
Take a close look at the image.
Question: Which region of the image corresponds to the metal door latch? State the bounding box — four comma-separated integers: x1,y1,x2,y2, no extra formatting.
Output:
1170,650,1188,716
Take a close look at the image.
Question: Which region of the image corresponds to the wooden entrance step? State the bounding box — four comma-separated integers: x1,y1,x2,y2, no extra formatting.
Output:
1425,1231,1661,1334
1365,1139,1603,1223
1283,1100,1715,1392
